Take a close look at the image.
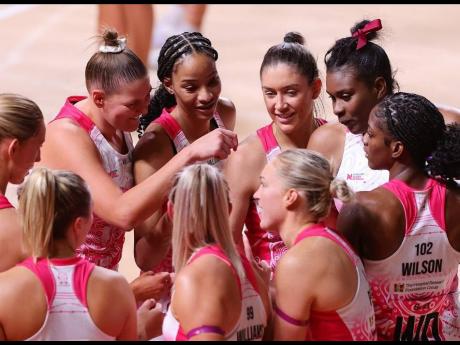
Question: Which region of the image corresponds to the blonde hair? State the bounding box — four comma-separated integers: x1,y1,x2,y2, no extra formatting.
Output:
0,93,43,141
19,167,91,258
169,163,244,277
273,149,354,220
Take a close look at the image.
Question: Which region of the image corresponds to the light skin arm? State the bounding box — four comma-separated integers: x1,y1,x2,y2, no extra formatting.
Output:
87,267,138,340
223,136,265,249
272,252,317,341
306,122,346,177
172,256,240,341
40,120,237,230
0,209,27,272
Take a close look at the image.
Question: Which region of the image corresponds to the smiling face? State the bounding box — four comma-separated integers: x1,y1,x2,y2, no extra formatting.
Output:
253,160,287,232
261,63,319,135
326,66,381,135
103,76,152,132
167,52,221,121
10,120,46,184
363,107,395,170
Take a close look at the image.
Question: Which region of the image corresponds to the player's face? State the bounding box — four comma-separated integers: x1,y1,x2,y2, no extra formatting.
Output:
363,107,395,170
10,120,46,184
261,63,320,136
326,67,381,135
254,161,287,233
169,52,221,121
104,76,152,132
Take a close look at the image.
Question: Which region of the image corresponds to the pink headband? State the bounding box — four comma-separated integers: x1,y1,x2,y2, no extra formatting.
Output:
352,19,382,50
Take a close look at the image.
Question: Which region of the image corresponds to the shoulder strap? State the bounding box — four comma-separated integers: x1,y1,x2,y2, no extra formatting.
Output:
256,123,279,155
382,179,418,234
0,194,13,209
17,257,55,306
52,96,94,133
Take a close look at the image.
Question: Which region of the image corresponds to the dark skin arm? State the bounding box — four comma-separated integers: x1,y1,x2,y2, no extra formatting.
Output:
338,188,405,260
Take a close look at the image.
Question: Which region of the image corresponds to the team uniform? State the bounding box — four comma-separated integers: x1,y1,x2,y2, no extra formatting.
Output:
364,178,460,340
286,224,377,341
52,96,134,270
162,245,267,341
147,106,227,275
0,194,13,210
19,256,114,340
334,131,389,210
245,119,327,273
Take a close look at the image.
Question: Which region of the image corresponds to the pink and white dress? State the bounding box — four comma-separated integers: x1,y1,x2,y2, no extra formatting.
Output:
162,245,267,341
19,256,114,340
291,224,377,341
52,96,134,270
364,178,460,340
245,119,327,274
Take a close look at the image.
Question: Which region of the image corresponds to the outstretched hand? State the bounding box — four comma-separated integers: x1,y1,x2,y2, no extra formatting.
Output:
187,128,238,162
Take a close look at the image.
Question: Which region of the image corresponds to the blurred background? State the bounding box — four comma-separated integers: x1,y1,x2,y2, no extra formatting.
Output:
1,4,459,281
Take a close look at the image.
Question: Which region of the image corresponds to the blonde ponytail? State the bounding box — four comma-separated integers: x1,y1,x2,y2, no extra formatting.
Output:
19,168,56,258
18,168,92,259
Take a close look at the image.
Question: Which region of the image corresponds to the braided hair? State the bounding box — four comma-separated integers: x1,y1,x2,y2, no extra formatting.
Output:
374,92,460,186
325,19,398,95
138,32,218,137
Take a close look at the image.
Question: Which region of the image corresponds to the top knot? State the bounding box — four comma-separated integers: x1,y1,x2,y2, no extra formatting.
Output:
350,19,382,50
99,28,127,54
283,31,305,45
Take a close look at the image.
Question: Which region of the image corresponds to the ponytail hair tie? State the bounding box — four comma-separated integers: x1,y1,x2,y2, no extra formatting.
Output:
99,37,127,53
352,19,382,50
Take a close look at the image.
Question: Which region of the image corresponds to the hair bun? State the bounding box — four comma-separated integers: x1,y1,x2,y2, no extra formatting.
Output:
99,28,126,53
283,32,305,45
350,19,379,41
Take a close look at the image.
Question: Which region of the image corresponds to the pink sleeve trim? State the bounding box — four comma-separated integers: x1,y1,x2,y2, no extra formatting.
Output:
73,258,95,308
153,107,181,140
213,112,226,129
294,224,359,265
427,178,446,231
189,245,242,297
17,258,55,307
315,118,328,127
51,96,94,133
0,194,13,209
256,123,278,155
382,179,417,235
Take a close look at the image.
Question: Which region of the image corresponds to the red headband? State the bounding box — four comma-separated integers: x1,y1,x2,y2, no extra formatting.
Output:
352,19,382,50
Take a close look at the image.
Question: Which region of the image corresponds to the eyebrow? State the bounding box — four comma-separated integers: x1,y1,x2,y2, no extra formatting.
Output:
262,84,301,90
181,71,218,83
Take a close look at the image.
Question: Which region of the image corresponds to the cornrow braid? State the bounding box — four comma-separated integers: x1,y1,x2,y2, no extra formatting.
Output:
426,124,460,186
138,32,218,137
374,92,459,185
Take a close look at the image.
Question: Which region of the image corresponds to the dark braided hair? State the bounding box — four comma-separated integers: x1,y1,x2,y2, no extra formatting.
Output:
374,92,459,186
138,32,218,137
325,19,398,95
